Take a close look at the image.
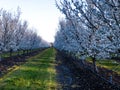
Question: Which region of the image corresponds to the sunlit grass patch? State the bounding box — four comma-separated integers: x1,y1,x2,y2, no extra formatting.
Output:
86,58,120,74
0,48,58,90
96,60,120,74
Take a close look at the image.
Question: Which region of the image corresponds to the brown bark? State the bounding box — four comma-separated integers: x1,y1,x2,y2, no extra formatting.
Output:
92,57,98,73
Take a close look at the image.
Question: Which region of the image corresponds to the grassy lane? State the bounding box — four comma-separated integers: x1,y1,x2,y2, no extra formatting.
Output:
87,58,120,74
0,48,57,90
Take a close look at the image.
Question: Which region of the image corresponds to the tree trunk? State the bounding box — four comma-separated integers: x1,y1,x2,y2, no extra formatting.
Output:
23,50,25,55
17,50,20,56
10,49,13,57
81,60,85,65
108,74,113,83
0,51,2,61
0,55,1,61
92,57,98,73
27,50,29,54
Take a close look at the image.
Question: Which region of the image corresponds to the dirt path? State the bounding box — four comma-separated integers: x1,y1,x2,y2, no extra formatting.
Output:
56,51,120,90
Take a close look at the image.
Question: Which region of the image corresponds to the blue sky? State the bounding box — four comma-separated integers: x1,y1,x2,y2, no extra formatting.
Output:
0,0,63,42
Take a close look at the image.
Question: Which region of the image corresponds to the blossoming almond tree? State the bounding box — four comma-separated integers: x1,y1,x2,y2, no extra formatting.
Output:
55,0,119,72
0,8,50,58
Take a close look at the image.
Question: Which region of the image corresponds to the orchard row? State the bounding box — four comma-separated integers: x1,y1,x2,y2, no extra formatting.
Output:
54,0,120,72
0,8,49,53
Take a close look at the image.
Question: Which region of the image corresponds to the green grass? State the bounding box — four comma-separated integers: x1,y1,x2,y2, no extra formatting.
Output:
0,48,57,90
86,58,120,74
1,49,36,58
1,51,23,58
